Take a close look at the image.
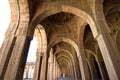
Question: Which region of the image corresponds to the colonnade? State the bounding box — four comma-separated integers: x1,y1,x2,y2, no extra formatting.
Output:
0,0,120,80
23,62,35,79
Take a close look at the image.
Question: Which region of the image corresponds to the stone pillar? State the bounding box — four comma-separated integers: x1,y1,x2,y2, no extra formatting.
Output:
47,53,53,80
0,0,20,78
23,68,27,78
0,19,31,80
88,59,98,80
0,0,30,80
68,65,72,80
78,55,90,80
96,33,120,80
0,22,19,80
28,64,30,78
57,65,60,78
68,67,71,80
78,39,91,80
72,64,76,80
31,67,34,78
58,67,61,77
56,62,58,78
96,57,109,80
26,67,29,79
53,56,57,80
57,62,60,78
33,52,43,80
69,64,75,80
3,34,31,80
74,59,81,80
53,57,61,80
57,63,61,77
73,68,75,80
55,60,58,79
53,57,56,80
0,35,16,80
40,53,48,80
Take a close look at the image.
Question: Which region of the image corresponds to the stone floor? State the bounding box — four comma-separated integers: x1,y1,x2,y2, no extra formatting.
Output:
58,77,69,80
23,78,32,80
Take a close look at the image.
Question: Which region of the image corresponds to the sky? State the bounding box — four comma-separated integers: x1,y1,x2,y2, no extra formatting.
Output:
0,0,36,62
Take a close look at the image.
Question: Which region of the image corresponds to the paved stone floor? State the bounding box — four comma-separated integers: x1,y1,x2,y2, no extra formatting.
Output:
58,77,69,80
23,78,32,80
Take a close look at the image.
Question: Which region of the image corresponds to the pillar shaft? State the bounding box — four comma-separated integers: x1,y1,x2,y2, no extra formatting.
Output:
55,60,58,79
89,59,98,80
68,64,74,80
53,57,55,80
73,62,77,80
78,55,91,80
96,58,109,80
40,55,48,80
33,53,43,80
96,33,120,80
47,54,53,80
0,22,19,79
0,37,16,79
74,60,81,80
3,35,31,80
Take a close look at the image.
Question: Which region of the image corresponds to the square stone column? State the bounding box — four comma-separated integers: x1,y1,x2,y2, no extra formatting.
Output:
0,22,18,80
3,35,31,80
40,54,48,80
78,54,91,80
96,33,120,80
47,52,54,80
33,52,43,80
96,56,109,80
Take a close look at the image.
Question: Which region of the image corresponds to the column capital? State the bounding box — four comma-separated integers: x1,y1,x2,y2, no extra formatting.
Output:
36,52,44,57
95,32,110,39
15,21,33,39
48,57,53,63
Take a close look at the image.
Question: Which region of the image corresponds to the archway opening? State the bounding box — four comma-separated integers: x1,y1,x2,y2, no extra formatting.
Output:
47,40,81,80
82,24,109,80
31,5,98,80
23,36,37,79
23,24,47,80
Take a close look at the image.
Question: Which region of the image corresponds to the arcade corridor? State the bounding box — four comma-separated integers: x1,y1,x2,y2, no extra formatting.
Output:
0,0,120,80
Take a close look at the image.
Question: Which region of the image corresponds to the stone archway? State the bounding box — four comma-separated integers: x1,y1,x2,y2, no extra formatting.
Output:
47,37,81,80
31,3,120,79
54,49,77,80
0,0,30,80
47,37,79,58
1,1,120,80
31,5,99,38
30,4,102,80
35,24,47,54
85,49,109,80
79,20,120,80
30,5,95,80
33,24,47,80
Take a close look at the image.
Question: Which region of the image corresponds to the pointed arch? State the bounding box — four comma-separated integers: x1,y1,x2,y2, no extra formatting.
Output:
31,4,99,37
